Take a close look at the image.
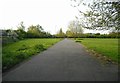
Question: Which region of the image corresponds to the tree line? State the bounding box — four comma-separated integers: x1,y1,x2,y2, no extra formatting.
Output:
64,0,119,38
1,0,120,44
56,0,120,38
55,28,120,38
2,22,52,45
55,20,120,38
2,20,119,43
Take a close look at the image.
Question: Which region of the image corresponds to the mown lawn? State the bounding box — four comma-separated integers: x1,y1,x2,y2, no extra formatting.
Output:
75,38,118,62
3,38,61,71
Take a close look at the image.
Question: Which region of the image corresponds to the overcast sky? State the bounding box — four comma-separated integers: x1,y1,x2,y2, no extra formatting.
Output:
0,0,78,34
0,0,112,34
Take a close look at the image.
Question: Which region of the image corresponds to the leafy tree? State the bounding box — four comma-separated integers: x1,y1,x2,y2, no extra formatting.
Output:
71,0,120,31
27,24,51,38
66,30,74,38
108,31,120,38
56,28,66,38
45,32,52,38
16,21,26,39
66,20,83,38
27,25,41,38
17,21,25,30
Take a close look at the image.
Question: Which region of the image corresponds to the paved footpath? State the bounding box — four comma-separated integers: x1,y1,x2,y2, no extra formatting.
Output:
3,39,118,81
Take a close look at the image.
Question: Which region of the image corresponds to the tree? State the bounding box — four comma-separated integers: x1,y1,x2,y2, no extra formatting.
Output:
16,21,26,39
27,25,41,38
44,32,52,38
66,20,83,38
27,24,51,38
66,30,74,38
17,21,25,30
71,0,120,31
88,0,119,31
56,28,66,38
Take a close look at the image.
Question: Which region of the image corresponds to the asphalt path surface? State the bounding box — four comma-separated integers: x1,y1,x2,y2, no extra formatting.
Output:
3,39,118,81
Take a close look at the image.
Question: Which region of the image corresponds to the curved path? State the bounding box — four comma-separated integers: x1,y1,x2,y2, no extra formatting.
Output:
3,39,118,81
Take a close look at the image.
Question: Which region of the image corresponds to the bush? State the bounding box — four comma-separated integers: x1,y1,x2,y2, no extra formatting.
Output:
34,44,46,52
75,40,82,42
17,44,29,51
15,52,27,61
2,52,17,71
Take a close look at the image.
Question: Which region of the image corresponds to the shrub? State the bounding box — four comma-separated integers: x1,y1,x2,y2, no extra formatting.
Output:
75,40,82,42
15,52,27,61
17,44,29,51
2,52,17,71
34,44,46,52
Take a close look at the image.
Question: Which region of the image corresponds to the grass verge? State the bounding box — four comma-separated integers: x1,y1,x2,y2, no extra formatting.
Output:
75,38,119,64
3,38,61,71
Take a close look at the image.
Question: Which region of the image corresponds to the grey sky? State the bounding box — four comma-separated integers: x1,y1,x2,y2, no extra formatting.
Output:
1,0,79,34
0,0,114,34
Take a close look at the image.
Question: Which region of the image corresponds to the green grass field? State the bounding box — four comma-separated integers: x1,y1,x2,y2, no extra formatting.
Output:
3,38,61,71
75,38,118,62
